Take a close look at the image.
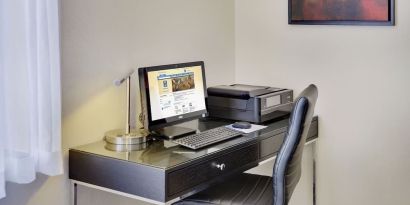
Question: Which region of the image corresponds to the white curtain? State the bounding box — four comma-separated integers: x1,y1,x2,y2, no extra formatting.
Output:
0,0,63,198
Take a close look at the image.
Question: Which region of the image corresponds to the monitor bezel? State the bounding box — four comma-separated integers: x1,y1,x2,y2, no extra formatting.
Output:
139,61,208,131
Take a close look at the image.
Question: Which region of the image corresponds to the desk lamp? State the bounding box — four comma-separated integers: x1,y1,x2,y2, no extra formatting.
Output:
104,70,149,149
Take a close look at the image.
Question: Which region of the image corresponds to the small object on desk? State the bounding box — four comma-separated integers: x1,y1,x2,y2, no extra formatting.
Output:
104,70,150,147
226,123,267,134
232,121,252,129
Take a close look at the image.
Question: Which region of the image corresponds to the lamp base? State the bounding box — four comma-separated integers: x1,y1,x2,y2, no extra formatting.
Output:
104,142,148,152
104,129,150,145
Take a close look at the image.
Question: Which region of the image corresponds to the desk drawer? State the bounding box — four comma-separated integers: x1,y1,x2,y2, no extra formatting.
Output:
167,143,259,196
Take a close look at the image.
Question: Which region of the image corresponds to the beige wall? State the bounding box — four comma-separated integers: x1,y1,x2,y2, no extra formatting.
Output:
235,0,410,204
0,0,235,204
61,0,235,150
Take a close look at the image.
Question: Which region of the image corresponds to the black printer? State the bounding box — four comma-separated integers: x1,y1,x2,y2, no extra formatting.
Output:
207,84,293,123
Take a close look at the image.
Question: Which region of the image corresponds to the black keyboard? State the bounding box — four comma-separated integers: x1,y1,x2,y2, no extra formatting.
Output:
173,126,243,149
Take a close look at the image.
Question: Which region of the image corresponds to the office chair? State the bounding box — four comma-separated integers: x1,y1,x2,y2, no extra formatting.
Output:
173,84,318,205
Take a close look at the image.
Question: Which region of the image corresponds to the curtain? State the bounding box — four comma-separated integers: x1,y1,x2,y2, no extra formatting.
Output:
0,0,63,198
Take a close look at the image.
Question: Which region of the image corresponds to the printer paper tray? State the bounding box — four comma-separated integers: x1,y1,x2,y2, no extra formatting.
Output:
208,106,291,124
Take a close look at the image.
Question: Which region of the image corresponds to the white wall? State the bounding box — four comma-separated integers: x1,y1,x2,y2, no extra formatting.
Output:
235,0,410,204
0,0,235,204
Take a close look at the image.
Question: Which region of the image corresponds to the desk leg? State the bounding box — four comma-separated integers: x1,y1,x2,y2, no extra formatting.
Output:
72,181,78,205
312,142,317,205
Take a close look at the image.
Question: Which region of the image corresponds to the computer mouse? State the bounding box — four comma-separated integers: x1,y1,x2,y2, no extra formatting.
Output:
232,122,252,129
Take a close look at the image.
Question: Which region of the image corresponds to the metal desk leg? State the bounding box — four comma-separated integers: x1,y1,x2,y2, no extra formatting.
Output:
312,141,317,205
72,181,78,205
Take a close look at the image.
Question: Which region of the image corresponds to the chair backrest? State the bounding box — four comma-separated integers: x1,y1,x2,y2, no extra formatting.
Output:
272,84,318,205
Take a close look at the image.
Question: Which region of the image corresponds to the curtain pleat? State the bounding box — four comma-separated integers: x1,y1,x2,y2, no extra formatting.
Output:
0,0,63,199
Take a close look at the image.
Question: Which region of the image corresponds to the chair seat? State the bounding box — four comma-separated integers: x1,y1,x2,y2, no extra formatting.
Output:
173,174,273,205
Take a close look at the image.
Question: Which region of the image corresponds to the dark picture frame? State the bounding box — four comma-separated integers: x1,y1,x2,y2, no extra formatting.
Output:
289,0,395,26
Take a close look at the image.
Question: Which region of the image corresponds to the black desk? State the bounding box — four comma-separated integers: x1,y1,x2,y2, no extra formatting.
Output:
69,116,318,204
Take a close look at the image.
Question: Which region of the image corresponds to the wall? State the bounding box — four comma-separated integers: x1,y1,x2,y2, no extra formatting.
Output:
61,0,235,150
235,0,410,205
0,0,235,204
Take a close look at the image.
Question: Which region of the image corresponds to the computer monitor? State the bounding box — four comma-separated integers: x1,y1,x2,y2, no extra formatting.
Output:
138,61,208,138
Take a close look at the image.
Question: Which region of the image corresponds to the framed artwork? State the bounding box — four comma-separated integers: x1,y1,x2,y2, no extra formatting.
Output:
289,0,395,26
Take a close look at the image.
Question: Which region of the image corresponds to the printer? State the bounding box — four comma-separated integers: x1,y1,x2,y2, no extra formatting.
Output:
207,84,293,123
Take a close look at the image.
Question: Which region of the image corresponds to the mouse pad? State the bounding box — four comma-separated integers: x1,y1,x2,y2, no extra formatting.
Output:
225,124,267,134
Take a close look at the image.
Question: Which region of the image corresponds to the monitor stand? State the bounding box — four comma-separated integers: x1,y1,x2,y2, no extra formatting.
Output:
154,126,196,140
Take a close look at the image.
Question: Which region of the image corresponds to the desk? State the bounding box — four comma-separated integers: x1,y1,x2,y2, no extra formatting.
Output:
69,116,318,205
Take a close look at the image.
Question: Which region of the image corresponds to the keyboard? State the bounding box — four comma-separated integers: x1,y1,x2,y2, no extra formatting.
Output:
173,126,243,150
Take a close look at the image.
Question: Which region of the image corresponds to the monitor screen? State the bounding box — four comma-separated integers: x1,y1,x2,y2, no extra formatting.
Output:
139,61,207,130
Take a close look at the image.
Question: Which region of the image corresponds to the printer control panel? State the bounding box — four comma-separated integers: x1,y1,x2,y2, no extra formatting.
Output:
260,90,293,110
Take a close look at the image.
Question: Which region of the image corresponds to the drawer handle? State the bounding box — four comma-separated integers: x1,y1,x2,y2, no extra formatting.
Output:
215,163,226,171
